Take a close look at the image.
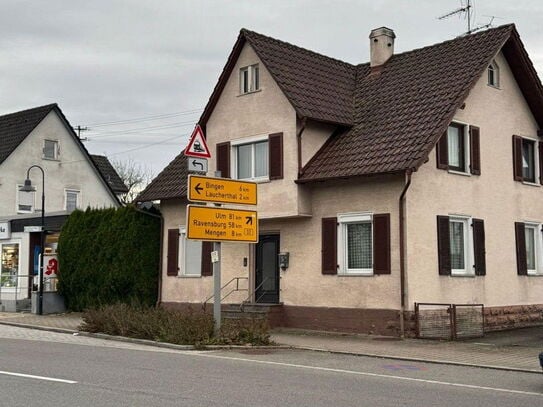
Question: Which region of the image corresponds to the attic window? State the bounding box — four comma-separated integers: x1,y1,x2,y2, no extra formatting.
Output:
487,60,499,88
240,64,259,94
43,139,59,160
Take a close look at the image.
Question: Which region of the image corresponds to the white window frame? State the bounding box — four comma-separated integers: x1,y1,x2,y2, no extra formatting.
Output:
449,215,474,276
64,189,80,212
16,184,35,214
524,222,543,276
43,139,60,160
231,134,269,181
447,121,470,176
337,212,373,276
178,227,202,277
0,241,21,291
520,136,540,185
239,64,260,94
487,60,500,88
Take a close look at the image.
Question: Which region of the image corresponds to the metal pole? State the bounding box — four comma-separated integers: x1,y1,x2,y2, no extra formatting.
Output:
26,165,45,315
39,180,45,316
213,241,221,335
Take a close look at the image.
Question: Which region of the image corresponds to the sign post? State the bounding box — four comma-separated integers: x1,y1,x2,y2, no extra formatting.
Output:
183,126,258,335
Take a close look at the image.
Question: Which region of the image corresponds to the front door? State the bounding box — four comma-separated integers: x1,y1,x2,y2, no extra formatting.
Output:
255,234,280,303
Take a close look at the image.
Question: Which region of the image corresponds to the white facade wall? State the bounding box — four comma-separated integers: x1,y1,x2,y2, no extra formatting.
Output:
0,110,118,218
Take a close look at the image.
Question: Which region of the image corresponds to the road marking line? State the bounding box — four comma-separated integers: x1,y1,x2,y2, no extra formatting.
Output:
191,353,542,397
0,370,77,384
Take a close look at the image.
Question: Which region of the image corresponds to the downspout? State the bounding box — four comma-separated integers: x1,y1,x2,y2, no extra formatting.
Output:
399,169,412,338
297,117,307,177
134,206,164,307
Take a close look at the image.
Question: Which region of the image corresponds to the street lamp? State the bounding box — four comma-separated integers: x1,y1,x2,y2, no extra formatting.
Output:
20,165,45,315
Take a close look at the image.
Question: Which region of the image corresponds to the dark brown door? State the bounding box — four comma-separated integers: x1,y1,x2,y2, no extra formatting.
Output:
255,234,280,303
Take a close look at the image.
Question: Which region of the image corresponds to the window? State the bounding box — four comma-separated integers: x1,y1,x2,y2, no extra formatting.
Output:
240,64,259,94
43,140,59,160
338,213,373,275
522,139,536,183
513,136,540,184
17,184,34,213
447,123,466,172
217,133,283,180
449,217,470,275
437,215,486,276
179,228,202,276
1,242,20,288
65,189,80,212
487,60,499,87
515,222,543,276
437,122,480,175
234,139,269,180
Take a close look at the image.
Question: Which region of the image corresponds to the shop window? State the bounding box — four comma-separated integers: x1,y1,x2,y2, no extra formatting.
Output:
1,243,20,288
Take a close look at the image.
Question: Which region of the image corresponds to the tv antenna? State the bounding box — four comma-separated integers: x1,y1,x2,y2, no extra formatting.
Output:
438,0,473,34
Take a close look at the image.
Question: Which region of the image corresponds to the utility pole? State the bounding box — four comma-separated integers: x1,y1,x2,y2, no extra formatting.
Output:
73,126,89,141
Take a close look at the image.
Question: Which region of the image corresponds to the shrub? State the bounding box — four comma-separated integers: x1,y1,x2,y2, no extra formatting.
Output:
57,206,160,310
80,304,271,346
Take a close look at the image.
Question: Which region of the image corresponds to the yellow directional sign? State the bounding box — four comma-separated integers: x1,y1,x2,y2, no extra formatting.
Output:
188,175,257,205
186,205,258,243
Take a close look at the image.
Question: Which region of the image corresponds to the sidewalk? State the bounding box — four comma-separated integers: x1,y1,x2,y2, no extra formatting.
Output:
0,312,541,373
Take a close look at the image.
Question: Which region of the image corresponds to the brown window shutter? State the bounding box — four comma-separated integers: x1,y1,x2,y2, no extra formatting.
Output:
216,142,230,179
436,130,449,170
373,213,391,274
539,141,543,185
166,229,179,276
469,126,481,175
201,241,213,276
437,215,451,275
515,222,527,275
472,218,486,276
269,132,283,180
321,217,337,275
512,135,523,181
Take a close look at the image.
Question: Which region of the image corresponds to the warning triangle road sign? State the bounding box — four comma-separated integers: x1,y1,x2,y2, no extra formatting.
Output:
184,125,211,158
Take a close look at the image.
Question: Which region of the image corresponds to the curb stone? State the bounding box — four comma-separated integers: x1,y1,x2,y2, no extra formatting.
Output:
0,320,287,351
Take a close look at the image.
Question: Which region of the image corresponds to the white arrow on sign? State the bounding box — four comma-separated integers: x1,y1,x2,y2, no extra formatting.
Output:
188,158,208,173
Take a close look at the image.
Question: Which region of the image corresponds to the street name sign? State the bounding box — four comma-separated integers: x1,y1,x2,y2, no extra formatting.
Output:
188,175,257,205
186,205,258,243
187,157,208,173
184,125,211,158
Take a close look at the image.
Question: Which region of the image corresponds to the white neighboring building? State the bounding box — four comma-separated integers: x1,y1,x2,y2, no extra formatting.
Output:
0,104,126,311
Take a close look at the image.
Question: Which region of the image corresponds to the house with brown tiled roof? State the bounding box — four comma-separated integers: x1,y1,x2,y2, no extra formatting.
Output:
0,104,125,312
138,24,543,336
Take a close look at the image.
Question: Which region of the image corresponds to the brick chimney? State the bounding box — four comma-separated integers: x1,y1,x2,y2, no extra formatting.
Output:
369,27,395,67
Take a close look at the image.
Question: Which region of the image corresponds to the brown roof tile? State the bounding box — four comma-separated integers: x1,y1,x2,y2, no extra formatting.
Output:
299,24,523,181
0,104,57,165
90,155,129,194
136,153,189,202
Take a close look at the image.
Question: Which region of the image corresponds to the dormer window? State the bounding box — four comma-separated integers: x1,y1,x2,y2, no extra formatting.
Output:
240,64,259,94
43,139,59,160
487,60,499,88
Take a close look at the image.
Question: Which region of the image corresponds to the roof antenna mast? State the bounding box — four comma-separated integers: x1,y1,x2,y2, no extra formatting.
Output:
438,0,473,34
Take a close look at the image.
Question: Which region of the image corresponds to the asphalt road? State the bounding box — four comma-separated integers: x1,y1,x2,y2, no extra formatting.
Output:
0,326,542,407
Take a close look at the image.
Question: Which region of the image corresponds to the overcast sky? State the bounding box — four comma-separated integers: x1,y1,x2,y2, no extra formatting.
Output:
1,0,542,176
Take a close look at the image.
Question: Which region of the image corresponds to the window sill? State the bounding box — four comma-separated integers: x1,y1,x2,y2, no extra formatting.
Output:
447,169,471,177
449,273,476,278
238,89,262,97
42,157,60,162
526,272,543,277
337,273,374,277
521,181,540,187
237,177,270,184
487,84,501,90
177,275,202,278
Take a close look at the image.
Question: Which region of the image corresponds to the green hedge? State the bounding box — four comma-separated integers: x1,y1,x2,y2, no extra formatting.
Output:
57,206,160,310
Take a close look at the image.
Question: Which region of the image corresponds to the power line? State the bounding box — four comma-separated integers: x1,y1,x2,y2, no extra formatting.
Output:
84,108,203,128
86,120,197,138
